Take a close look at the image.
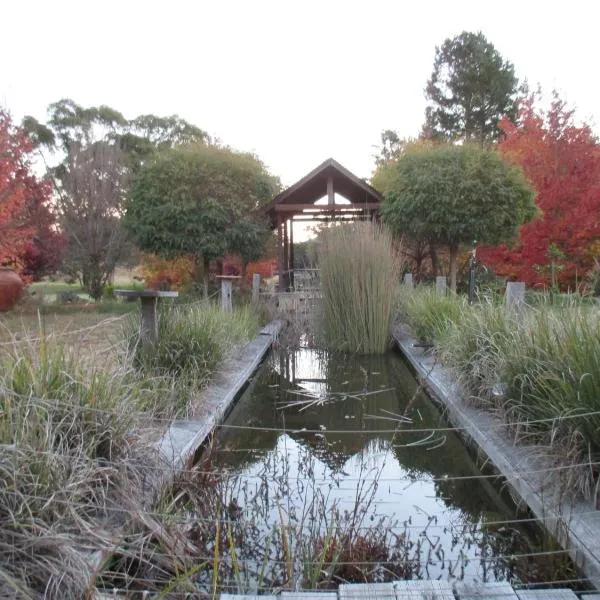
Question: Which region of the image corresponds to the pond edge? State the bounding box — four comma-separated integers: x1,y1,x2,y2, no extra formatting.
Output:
152,320,283,496
392,322,600,592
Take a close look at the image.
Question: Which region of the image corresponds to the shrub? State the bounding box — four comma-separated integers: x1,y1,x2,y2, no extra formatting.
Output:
318,222,400,354
141,253,195,291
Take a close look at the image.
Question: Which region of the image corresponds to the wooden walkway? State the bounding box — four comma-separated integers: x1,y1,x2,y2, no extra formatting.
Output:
221,581,600,600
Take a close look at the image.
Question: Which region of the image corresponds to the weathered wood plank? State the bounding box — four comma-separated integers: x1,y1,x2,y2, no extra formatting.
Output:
339,582,396,599
394,580,454,599
281,592,337,599
220,595,275,600
454,581,518,599
516,589,578,600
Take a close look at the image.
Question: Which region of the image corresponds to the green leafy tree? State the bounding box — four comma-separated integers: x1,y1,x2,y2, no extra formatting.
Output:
380,143,536,291
423,31,518,144
21,99,210,296
124,144,280,282
226,218,269,275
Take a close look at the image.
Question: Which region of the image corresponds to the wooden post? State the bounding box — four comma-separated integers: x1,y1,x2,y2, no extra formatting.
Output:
277,216,284,292
403,273,413,288
221,279,232,312
252,273,260,304
436,275,447,296
283,217,289,291
289,219,295,290
505,281,525,311
114,290,178,348
327,175,334,205
140,296,159,346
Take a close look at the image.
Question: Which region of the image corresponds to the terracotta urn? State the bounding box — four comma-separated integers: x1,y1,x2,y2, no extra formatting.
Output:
0,268,24,312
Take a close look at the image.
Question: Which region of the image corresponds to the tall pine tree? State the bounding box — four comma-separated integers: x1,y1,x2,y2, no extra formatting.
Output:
423,31,518,145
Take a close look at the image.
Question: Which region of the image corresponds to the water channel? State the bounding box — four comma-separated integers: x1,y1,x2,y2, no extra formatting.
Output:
206,346,578,592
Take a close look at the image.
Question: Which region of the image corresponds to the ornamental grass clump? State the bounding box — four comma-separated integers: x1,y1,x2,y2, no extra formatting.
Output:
399,286,467,344
129,303,259,407
0,337,158,598
434,299,600,497
318,222,400,354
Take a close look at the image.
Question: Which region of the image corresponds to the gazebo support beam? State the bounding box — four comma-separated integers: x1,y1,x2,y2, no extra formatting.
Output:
277,216,284,292
289,219,294,290
283,217,289,291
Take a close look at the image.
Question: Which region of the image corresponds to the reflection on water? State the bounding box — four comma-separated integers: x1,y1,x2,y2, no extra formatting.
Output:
212,348,572,588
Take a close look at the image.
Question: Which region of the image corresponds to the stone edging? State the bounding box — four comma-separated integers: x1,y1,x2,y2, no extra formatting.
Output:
155,320,282,477
392,323,600,591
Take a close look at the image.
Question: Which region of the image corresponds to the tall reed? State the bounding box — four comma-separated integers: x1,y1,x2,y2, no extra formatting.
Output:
318,222,400,354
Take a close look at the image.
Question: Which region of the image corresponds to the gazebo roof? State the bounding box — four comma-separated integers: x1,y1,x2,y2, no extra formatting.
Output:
263,158,382,227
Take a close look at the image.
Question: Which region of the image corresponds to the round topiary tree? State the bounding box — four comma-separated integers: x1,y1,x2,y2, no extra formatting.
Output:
379,142,536,291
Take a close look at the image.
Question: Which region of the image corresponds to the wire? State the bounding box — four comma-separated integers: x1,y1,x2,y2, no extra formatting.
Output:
1,486,598,535
5,388,600,432
6,444,599,484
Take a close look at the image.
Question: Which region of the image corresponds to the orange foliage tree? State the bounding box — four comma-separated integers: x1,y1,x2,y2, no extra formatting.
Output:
479,93,600,289
140,253,195,291
0,110,62,280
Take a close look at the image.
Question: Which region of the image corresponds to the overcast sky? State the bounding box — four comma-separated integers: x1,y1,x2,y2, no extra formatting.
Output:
2,0,598,187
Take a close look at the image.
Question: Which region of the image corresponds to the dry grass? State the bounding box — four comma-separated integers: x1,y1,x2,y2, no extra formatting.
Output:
0,299,262,598
0,311,129,370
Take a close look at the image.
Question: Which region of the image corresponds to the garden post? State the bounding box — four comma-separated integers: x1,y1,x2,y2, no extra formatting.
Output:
505,281,525,311
252,273,260,304
221,279,233,312
436,276,447,296
403,273,413,288
140,296,159,346
114,290,178,348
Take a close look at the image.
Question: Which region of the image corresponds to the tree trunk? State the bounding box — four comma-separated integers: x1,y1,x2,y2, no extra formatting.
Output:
430,243,440,276
414,255,423,283
202,256,210,299
449,244,459,293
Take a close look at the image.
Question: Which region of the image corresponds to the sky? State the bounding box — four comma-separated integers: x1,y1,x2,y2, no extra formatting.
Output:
2,0,599,188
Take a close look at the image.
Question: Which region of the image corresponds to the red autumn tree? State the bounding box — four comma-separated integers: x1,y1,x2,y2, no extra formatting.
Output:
0,110,62,280
479,93,600,289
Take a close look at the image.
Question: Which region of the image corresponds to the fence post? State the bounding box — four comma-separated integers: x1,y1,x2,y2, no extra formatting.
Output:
436,276,447,296
252,273,260,304
403,273,413,288
505,281,525,312
221,279,233,312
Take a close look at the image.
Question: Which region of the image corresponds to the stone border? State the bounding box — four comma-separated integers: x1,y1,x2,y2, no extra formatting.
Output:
392,324,600,591
155,320,282,475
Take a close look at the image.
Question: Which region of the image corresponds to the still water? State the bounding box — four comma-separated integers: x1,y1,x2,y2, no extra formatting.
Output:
210,347,575,589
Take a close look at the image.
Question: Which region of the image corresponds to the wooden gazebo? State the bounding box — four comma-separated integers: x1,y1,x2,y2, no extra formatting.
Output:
263,158,383,291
